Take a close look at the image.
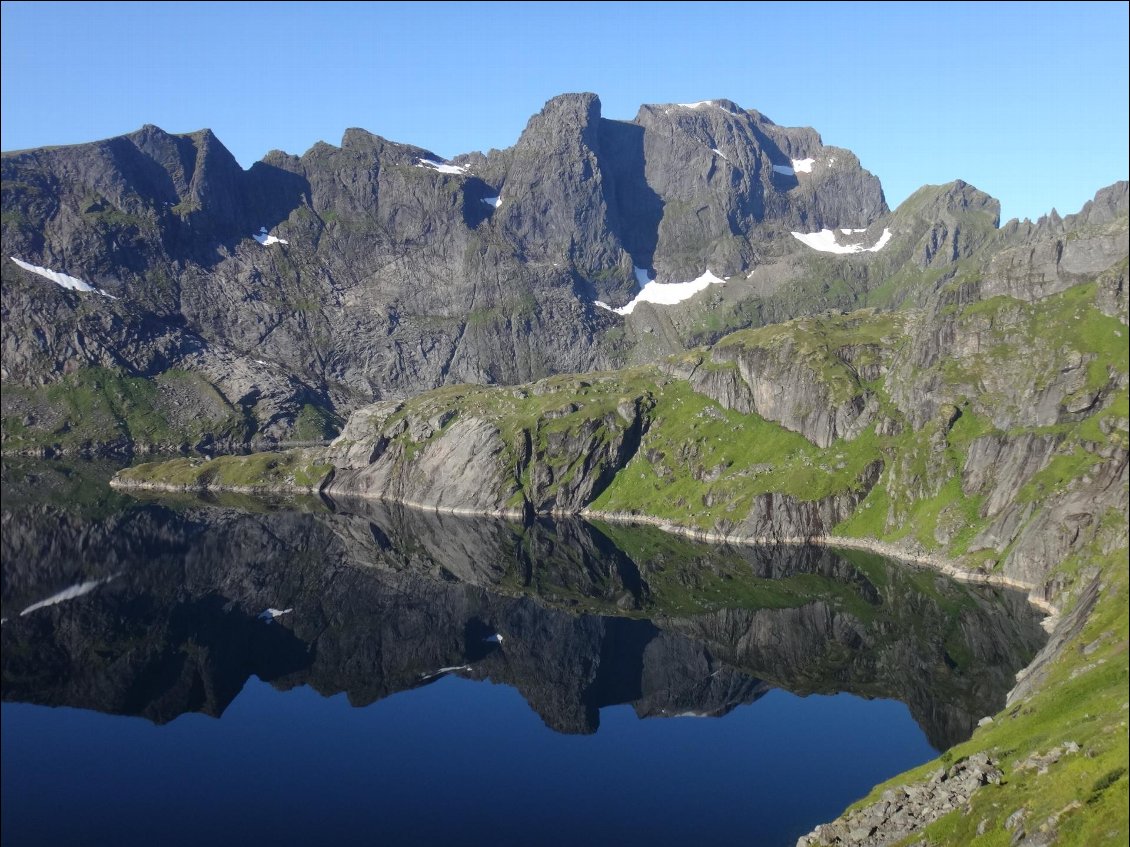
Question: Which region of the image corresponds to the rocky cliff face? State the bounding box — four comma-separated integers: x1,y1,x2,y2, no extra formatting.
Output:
322,375,656,514
984,182,1129,303
623,100,887,279
3,94,901,452
1,119,621,441
5,98,1125,466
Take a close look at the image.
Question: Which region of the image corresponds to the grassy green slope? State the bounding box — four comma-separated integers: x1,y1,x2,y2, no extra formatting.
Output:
1,366,343,455
1,367,247,453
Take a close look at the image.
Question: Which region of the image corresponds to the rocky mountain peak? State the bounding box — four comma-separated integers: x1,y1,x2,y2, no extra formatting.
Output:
983,181,1129,303
1068,179,1128,228
527,91,603,126
897,180,1002,225
336,127,432,162
883,180,1001,273
491,92,633,301
339,126,386,150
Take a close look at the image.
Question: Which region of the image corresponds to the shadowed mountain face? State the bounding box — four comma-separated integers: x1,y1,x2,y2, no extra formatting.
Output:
1,463,1045,748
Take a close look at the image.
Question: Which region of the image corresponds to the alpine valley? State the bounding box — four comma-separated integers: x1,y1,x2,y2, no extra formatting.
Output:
2,94,1127,846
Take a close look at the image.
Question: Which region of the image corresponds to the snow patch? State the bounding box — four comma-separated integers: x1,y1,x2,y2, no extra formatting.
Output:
483,633,504,644
258,607,293,622
10,257,116,298
772,164,795,176
481,195,502,209
20,576,116,616
712,148,729,162
871,228,894,251
674,100,739,115
791,158,815,173
419,664,473,680
416,157,468,175
790,228,893,255
612,269,726,316
840,228,867,234
253,227,288,246
594,300,613,312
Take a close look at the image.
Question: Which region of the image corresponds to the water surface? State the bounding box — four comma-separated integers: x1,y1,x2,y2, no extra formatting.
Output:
0,461,1047,846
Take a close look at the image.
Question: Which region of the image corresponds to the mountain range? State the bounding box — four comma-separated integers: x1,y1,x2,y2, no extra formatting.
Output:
9,92,1120,454
3,94,1128,846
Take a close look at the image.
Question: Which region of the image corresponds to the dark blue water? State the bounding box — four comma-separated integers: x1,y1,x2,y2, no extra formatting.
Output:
0,464,1047,847
2,676,931,847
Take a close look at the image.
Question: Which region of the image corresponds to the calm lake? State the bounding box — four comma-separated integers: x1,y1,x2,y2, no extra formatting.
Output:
0,460,1047,847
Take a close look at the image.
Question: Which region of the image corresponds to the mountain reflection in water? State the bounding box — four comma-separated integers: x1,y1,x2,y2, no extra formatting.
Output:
1,462,1047,751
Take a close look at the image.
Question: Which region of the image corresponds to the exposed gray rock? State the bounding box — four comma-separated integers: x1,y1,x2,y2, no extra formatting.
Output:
1006,808,1028,833
962,433,1061,517
986,182,1130,302
708,340,877,448
321,381,655,515
2,94,899,452
1000,453,1128,592
1095,257,1128,323
734,461,883,540
1008,576,1101,705
796,753,1003,846
628,100,887,281
6,100,1124,460
326,414,518,514
492,93,636,305
891,180,1002,274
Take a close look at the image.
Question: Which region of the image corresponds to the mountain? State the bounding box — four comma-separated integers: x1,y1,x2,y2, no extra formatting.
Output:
6,96,1122,458
4,94,897,452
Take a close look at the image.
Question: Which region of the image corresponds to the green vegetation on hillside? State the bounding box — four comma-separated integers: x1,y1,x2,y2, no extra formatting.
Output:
1,367,344,454
590,380,883,522
118,450,331,492
1,367,247,453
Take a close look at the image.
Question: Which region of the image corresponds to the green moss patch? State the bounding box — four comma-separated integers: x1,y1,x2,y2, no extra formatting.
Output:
1,367,247,453
115,450,332,491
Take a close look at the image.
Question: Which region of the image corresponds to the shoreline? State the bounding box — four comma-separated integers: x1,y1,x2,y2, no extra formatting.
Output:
109,475,1060,619
580,509,1059,618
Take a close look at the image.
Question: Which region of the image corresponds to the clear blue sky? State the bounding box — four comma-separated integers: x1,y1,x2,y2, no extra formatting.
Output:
2,1,1127,223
